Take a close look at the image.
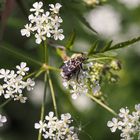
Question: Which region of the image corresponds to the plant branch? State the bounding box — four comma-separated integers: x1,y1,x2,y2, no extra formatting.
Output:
0,99,12,108
0,45,42,66
38,40,48,140
38,72,47,140
86,93,117,116
86,57,114,62
48,71,58,117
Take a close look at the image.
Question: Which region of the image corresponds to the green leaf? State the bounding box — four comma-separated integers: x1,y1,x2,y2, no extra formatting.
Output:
65,31,76,50
77,13,98,34
108,36,140,51
0,43,42,66
88,40,99,55
100,40,113,52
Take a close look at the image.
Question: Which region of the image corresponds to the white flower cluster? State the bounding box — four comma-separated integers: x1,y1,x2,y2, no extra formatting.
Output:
0,62,35,103
0,114,7,127
107,104,140,140
35,112,79,140
62,62,102,99
21,1,64,44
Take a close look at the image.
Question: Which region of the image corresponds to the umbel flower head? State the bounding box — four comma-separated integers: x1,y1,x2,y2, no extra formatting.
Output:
107,104,140,140
60,54,121,100
0,62,35,103
21,1,64,44
35,112,79,140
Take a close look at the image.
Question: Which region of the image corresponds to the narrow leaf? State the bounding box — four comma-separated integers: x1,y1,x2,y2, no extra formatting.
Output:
109,36,140,51
77,14,98,34
66,31,76,50
0,43,42,66
100,40,113,52
88,40,99,55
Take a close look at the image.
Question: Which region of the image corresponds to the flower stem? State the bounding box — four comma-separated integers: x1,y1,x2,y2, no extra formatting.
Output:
48,71,58,117
42,64,60,72
0,99,12,108
86,93,117,116
37,72,47,140
86,57,114,62
37,40,48,140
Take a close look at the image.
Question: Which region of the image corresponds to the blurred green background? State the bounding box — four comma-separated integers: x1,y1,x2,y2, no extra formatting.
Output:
0,0,140,140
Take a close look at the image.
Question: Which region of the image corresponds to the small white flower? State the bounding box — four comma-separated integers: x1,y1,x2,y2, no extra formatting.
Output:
14,94,27,103
35,120,47,133
107,118,122,132
52,28,65,40
8,70,17,80
0,69,10,81
49,3,62,14
0,114,7,127
35,112,79,139
13,82,23,94
43,129,54,139
0,85,4,96
42,12,50,23
107,104,140,140
4,89,14,99
135,104,140,113
50,15,63,26
21,24,32,37
119,107,129,118
0,62,35,103
30,1,44,15
16,62,29,76
61,113,72,124
25,78,35,91
45,112,57,123
35,33,46,44
21,2,64,44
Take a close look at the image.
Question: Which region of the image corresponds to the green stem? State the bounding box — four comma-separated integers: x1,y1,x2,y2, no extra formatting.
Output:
47,65,60,72
44,40,48,63
0,45,42,66
34,69,45,79
48,71,58,117
23,71,36,80
37,72,47,140
38,40,48,140
86,57,114,62
86,93,117,116
0,99,12,108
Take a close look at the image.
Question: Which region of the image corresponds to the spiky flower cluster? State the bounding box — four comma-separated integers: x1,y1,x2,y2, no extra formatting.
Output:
21,1,64,44
62,59,121,99
107,104,140,140
35,112,79,140
0,62,35,103
0,114,7,127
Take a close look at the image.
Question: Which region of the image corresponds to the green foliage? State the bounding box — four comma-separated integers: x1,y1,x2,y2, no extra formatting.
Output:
88,40,99,55
88,36,140,55
76,13,98,34
65,30,76,50
0,0,140,140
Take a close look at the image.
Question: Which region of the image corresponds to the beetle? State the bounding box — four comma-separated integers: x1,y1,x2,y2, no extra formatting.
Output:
60,54,87,80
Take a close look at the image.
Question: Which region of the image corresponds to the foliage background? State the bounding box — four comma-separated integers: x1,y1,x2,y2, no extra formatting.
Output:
0,0,140,140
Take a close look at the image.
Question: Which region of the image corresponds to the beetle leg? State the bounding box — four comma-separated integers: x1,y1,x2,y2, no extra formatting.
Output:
76,66,81,83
